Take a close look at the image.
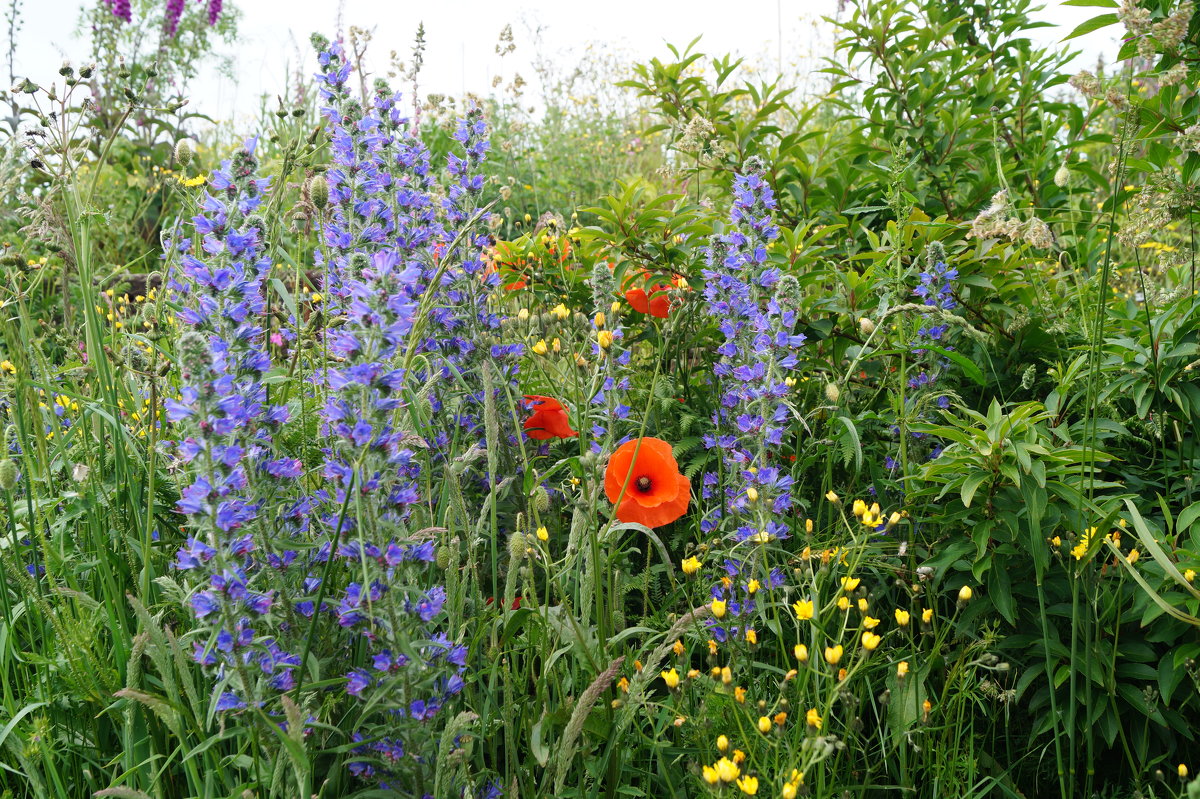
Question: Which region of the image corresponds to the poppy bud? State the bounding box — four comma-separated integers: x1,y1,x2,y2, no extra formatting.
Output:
0,459,16,491
309,175,330,211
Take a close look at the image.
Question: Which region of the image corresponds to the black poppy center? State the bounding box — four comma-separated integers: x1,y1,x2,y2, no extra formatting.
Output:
636,475,653,493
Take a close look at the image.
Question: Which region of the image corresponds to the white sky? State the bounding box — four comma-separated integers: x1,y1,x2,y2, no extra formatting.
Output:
19,0,1118,128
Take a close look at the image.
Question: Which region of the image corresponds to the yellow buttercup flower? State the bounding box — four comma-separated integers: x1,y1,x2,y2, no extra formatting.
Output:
661,668,680,689
841,576,861,592
531,339,548,355
681,556,701,575
793,599,814,620
863,615,880,630
805,707,822,729
535,526,548,542
836,596,850,611
711,600,727,619
895,609,910,626
922,608,934,624
861,632,881,651
824,645,843,665
857,597,868,612
746,579,760,595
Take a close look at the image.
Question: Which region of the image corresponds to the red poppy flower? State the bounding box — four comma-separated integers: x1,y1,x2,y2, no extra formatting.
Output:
604,437,691,528
522,395,578,440
624,285,672,318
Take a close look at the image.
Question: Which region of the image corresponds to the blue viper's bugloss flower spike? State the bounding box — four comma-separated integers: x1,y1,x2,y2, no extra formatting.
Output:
699,160,804,547
169,139,305,716
310,36,470,789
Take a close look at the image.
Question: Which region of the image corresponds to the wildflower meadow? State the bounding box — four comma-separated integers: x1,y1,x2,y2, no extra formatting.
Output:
3,0,1200,797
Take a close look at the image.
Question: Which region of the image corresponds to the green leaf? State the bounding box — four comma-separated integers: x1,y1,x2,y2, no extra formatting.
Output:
1062,0,1116,6
925,345,985,386
1062,13,1118,41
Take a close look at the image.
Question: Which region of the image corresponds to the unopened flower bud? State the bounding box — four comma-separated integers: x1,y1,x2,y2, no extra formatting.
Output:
174,140,193,167
1053,164,1070,188
0,459,17,491
859,317,875,335
824,383,840,403
309,175,330,211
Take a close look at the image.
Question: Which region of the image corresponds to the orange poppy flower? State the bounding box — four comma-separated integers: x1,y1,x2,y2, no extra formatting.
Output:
604,437,691,528
522,395,578,440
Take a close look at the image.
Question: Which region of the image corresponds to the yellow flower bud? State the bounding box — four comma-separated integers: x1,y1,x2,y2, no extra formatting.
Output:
897,660,909,678
861,631,881,651
794,643,809,662
717,734,729,753
757,715,771,734
824,645,843,665
532,339,548,355
711,600,727,618
958,585,973,602
746,487,758,503
535,526,548,542
517,308,530,321
597,330,614,350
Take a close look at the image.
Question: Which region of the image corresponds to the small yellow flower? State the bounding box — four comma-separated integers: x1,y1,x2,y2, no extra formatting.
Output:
805,707,822,729
861,632,881,651
551,303,570,320
531,339,548,355
734,685,747,703
825,490,840,504
958,585,973,603
852,499,867,517
715,757,740,783
824,645,843,665
593,312,606,328
535,526,548,542
863,615,880,630
551,337,561,352
597,330,614,350
0,360,15,375
681,556,701,575
841,576,861,592
773,711,787,726
897,661,909,678
1127,549,1140,564
1185,569,1196,583
712,600,727,619
922,608,934,624
895,609,910,626
687,668,700,679
1179,763,1189,779
310,292,322,303
176,172,208,187
794,643,809,662
1050,535,1061,548
661,668,680,689
708,639,718,656
836,596,850,611
672,639,684,656
737,775,759,795
702,765,719,785
804,518,813,534
757,715,771,734
720,666,732,685
745,628,757,645
793,599,814,620
746,486,759,503
746,579,760,595
782,785,797,799
616,677,629,692
717,735,729,753
857,597,868,612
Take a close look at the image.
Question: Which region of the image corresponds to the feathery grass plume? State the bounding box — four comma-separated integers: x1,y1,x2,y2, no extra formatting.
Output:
553,656,626,793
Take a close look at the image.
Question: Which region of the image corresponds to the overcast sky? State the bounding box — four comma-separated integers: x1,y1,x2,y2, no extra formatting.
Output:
18,0,1118,127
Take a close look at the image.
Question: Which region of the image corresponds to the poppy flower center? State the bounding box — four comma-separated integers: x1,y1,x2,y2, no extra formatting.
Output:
636,475,653,493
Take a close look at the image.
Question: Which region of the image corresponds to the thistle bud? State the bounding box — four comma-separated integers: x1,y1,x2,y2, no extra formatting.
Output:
58,60,73,78
174,140,193,166
79,63,95,79
0,459,17,491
